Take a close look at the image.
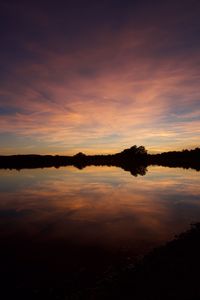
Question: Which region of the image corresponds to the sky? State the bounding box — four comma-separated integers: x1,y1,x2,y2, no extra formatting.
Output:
0,0,200,155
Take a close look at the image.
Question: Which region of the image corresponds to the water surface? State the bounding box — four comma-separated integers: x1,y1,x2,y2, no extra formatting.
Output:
0,165,199,290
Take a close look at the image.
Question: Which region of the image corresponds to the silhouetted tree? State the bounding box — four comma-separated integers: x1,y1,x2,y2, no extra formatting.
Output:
73,152,86,158
120,145,147,157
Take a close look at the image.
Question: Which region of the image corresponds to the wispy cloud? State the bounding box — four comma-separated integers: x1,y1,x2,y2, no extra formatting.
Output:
0,1,200,154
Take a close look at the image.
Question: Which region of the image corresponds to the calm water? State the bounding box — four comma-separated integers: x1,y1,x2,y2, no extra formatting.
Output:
0,165,200,290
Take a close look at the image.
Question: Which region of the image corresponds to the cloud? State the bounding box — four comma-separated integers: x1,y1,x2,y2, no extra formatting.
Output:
0,2,200,154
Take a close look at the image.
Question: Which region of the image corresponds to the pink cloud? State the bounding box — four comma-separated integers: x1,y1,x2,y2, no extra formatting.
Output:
0,24,199,154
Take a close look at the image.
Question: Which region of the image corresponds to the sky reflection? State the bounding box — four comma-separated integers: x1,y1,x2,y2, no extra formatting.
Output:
0,166,199,253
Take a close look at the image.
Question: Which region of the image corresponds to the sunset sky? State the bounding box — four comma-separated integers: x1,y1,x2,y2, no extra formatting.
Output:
0,0,200,155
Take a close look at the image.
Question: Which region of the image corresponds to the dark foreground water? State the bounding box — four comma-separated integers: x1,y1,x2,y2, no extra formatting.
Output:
0,165,199,295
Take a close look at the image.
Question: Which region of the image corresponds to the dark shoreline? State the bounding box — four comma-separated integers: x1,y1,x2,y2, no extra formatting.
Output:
2,223,200,300
88,223,200,300
0,146,199,173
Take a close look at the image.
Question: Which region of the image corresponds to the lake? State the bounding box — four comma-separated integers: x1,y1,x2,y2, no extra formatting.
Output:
0,165,200,294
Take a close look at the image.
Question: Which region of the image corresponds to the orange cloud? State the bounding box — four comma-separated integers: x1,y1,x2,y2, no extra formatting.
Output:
0,23,199,154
